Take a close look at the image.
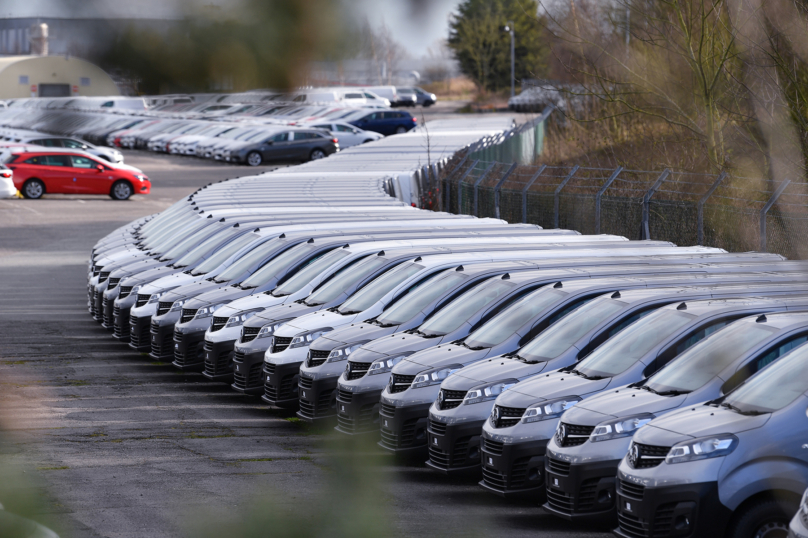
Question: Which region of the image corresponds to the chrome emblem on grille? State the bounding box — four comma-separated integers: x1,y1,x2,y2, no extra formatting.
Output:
628,443,639,467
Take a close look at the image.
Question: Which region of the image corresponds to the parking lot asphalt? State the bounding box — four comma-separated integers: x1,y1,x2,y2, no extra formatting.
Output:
0,150,609,538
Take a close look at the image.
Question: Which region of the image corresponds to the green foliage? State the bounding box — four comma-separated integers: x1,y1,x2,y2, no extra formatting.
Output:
447,0,549,92
97,0,347,94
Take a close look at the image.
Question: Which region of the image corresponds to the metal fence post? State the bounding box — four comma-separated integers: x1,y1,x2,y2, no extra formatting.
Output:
595,167,623,234
456,159,479,215
760,179,790,252
553,165,579,228
642,169,671,239
444,155,469,211
474,162,498,217
521,165,546,223
697,171,726,245
494,162,518,219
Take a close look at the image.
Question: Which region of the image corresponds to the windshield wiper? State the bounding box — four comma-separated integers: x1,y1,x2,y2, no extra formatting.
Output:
571,369,605,381
513,354,542,364
721,402,765,416
642,386,689,396
270,290,289,297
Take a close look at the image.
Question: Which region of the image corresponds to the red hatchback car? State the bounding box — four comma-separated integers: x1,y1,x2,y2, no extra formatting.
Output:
7,149,150,200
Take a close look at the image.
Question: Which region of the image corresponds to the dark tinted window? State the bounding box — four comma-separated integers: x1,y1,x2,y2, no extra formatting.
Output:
62,139,86,149
31,138,60,147
43,155,71,167
268,132,290,142
23,156,42,165
753,334,808,372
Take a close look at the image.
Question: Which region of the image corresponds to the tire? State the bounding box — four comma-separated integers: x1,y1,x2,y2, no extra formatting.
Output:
726,498,796,538
22,178,45,199
110,180,133,201
309,148,327,161
246,151,263,167
395,126,407,134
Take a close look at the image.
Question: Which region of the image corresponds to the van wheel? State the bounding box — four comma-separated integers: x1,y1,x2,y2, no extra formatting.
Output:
309,148,326,161
395,126,407,134
727,498,795,538
22,178,45,199
246,151,263,166
110,180,133,200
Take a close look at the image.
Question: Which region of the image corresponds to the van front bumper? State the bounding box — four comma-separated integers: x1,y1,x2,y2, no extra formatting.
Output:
231,347,267,395
170,326,206,370
478,432,547,499
543,455,619,520
378,399,430,453
614,477,729,538
261,361,301,409
128,315,152,351
335,388,381,435
297,374,339,423
426,417,484,474
202,338,237,382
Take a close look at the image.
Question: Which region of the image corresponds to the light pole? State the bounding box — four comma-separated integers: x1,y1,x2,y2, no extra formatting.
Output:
504,20,515,98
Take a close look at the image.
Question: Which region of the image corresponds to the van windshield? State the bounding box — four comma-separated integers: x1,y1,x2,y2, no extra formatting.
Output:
238,243,319,289
160,223,222,260
213,240,284,282
417,279,515,337
376,271,468,327
645,321,778,394
722,341,808,414
303,256,389,306
575,309,695,378
519,297,626,361
173,228,239,267
272,249,350,297
337,263,425,315
190,234,257,276
463,286,567,349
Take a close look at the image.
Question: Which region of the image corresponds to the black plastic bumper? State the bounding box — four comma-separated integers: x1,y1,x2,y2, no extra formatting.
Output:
543,457,620,520
378,401,430,453
297,374,339,422
101,294,116,331
128,315,152,352
150,320,177,361
335,388,381,435
614,479,729,538
112,303,130,341
426,418,485,475
170,328,205,370
231,348,267,395
202,338,237,381
261,361,301,409
478,435,547,499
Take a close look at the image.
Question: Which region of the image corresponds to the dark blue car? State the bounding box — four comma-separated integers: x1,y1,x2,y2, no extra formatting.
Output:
348,110,417,136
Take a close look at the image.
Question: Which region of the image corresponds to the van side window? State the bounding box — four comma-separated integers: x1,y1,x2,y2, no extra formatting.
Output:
580,307,658,360
471,285,543,330
722,333,808,394
676,320,729,355
519,295,597,346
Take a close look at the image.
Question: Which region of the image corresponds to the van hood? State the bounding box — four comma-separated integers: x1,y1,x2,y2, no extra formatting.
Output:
160,280,222,305
359,330,441,358
214,293,287,319
184,285,252,310
251,301,318,325
442,356,549,391
274,309,355,337
393,344,490,375
498,370,612,407
314,323,394,351
564,387,687,427
635,406,770,445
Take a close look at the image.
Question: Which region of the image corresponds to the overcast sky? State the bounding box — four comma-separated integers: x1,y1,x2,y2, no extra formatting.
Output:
0,0,462,58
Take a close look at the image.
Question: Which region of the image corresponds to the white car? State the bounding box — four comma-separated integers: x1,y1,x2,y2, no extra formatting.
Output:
307,121,382,148
0,164,16,198
18,135,123,163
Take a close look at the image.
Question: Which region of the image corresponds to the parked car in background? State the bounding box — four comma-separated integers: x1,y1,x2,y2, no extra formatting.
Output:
397,87,437,107
226,129,338,166
307,121,382,148
7,149,149,200
16,135,123,163
348,110,417,135
0,163,16,198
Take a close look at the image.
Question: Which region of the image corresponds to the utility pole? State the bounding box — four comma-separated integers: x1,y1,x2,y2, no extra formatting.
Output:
504,21,515,98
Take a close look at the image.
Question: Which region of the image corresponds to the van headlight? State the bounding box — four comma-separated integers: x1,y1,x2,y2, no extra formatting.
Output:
465,381,516,405
257,321,285,339
411,365,462,389
590,414,655,442
522,397,581,424
664,434,738,464
194,303,224,320
327,342,365,363
367,355,404,375
169,299,186,311
289,328,332,349
225,308,262,328
148,292,164,304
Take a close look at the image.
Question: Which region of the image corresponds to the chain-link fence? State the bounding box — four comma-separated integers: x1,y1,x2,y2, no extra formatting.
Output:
437,160,808,259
